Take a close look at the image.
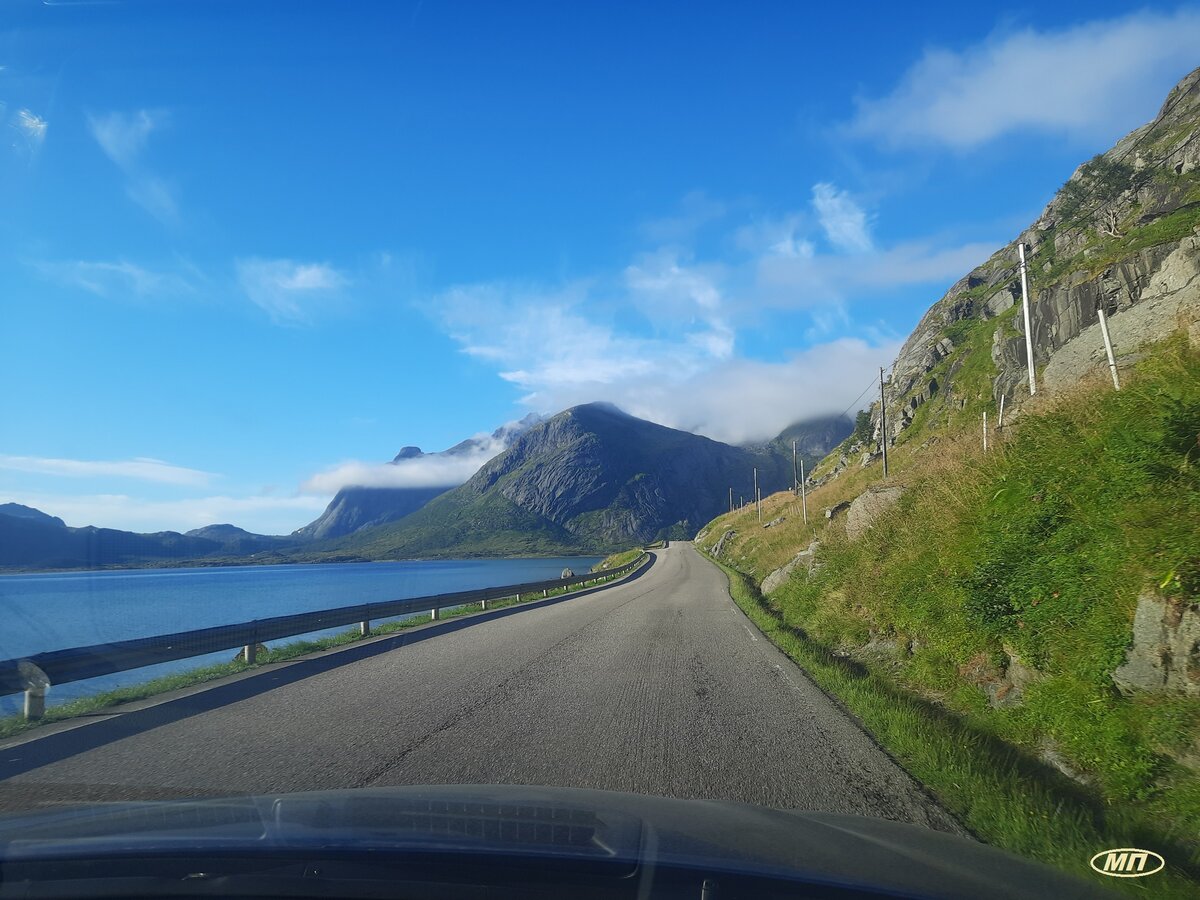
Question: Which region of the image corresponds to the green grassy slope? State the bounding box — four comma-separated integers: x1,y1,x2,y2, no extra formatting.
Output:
696,336,1200,894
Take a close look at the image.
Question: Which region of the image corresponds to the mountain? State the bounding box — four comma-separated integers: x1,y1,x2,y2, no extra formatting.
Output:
331,402,796,558
183,524,295,554
0,504,229,571
293,413,543,541
0,503,66,529
752,415,854,460
864,65,1200,457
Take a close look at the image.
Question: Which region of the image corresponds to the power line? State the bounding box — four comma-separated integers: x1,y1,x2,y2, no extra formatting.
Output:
836,374,881,422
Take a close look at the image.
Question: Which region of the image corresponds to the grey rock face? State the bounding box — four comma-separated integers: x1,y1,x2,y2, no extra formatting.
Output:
711,530,737,559
845,485,906,541
876,66,1200,443
760,540,821,596
1113,590,1200,696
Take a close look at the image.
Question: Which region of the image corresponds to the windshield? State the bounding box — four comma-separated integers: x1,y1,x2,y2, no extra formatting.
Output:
1,2,1197,898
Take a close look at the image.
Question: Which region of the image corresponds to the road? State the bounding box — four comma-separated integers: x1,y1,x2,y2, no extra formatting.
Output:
0,543,960,832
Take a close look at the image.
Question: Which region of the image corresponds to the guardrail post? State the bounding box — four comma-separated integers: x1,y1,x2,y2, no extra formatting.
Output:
360,620,370,636
431,607,440,621
18,660,50,721
24,684,46,721
242,643,257,665
481,598,489,610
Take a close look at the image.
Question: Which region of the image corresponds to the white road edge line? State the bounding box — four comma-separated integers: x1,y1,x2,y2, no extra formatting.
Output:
741,623,758,642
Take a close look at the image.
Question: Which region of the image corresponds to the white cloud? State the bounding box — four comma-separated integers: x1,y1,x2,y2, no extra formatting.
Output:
15,109,47,144
302,440,507,494
847,10,1200,149
236,258,348,324
34,258,195,298
0,455,216,487
734,214,813,259
625,251,723,311
429,188,997,444
432,278,895,444
2,491,327,535
812,182,872,252
88,109,178,222
753,238,996,309
89,109,159,167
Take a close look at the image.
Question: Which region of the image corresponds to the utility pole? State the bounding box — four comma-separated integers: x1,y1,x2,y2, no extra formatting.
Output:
1096,303,1121,390
879,366,889,479
799,458,808,525
753,467,761,523
729,486,733,513
1018,242,1037,396
792,440,799,496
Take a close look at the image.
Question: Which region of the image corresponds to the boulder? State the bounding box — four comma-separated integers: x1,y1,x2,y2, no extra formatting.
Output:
763,516,785,529
711,530,736,559
825,501,851,521
760,540,821,596
844,485,907,540
561,568,574,579
1112,589,1200,696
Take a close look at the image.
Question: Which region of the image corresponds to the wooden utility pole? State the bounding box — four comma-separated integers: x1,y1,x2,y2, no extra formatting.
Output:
753,467,761,523
799,458,807,525
879,367,889,479
1018,242,1037,396
792,440,799,496
1097,304,1121,390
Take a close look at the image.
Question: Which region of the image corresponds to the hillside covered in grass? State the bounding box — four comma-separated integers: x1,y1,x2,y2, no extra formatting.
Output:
698,335,1200,894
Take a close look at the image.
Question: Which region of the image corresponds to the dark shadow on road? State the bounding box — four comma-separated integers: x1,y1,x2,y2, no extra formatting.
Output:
0,554,658,782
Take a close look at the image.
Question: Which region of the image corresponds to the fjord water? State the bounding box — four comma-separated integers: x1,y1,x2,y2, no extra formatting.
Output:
0,557,601,714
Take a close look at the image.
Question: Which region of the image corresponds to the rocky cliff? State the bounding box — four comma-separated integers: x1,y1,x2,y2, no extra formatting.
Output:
877,65,1200,446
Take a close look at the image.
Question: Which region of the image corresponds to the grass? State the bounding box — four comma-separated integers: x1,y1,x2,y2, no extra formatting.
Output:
705,553,1200,898
0,555,646,743
594,548,644,571
696,335,1200,896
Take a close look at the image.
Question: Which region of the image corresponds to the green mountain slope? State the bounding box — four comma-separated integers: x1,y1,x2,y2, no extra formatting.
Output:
328,402,800,558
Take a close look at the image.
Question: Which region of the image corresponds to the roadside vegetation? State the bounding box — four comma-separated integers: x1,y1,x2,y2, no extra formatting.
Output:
0,552,646,743
697,334,1200,896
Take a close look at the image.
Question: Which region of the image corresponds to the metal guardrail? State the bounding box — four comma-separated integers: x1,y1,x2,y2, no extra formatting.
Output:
0,552,650,719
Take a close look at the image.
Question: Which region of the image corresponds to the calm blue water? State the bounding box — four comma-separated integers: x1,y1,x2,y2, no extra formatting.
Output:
0,557,600,714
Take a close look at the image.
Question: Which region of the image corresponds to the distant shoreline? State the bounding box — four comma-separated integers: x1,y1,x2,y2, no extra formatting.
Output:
0,551,609,577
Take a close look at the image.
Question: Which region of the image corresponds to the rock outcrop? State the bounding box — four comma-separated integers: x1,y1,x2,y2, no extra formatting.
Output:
1113,590,1200,696
760,540,821,595
711,530,737,559
845,485,907,541
871,65,1200,449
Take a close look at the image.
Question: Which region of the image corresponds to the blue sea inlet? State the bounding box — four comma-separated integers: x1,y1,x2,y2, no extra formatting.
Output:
0,557,602,714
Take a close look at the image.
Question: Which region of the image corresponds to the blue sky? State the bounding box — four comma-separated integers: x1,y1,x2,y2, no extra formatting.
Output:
2,1,1197,535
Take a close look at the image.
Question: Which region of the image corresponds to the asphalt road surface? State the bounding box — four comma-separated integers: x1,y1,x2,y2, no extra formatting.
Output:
0,543,961,832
